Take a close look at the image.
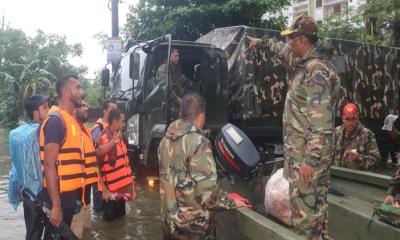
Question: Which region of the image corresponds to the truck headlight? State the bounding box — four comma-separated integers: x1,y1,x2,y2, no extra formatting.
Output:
127,114,139,145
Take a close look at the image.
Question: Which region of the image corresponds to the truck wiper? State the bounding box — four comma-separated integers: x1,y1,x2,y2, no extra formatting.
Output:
142,35,171,53
110,88,132,101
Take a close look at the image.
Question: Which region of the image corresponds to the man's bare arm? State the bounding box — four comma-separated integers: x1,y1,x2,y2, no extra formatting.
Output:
43,143,62,227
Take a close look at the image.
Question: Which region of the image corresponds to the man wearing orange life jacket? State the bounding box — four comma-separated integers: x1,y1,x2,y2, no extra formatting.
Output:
96,109,136,221
71,100,103,239
90,100,117,214
91,100,117,145
39,74,85,239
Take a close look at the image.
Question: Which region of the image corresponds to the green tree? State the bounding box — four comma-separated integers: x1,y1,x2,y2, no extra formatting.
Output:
319,7,366,42
124,0,290,41
0,28,87,127
362,0,400,47
319,1,400,47
81,77,106,108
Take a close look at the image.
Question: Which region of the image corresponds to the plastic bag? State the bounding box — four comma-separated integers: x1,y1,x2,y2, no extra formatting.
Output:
8,123,42,209
264,168,292,226
8,164,21,210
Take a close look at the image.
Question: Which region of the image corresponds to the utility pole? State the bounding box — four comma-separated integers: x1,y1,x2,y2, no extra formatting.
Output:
111,0,119,73
111,0,119,37
2,13,4,31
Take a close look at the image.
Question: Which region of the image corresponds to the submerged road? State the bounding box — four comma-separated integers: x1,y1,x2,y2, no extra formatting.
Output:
0,129,162,240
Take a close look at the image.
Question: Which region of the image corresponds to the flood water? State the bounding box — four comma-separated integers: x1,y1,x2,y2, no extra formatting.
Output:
0,129,162,240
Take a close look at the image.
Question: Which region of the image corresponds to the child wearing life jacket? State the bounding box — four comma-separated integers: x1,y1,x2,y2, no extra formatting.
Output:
96,109,136,221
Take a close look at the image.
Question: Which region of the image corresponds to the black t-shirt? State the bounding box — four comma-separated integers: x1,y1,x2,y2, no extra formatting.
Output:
44,115,65,145
39,115,79,210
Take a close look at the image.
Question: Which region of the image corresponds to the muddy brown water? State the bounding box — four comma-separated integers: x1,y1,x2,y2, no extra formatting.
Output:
0,127,396,240
0,129,162,240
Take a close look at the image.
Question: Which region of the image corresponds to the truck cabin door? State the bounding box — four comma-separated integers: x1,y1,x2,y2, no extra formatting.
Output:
139,35,172,152
200,48,229,130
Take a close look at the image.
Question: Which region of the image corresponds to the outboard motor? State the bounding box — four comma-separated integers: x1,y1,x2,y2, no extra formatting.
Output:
214,123,261,181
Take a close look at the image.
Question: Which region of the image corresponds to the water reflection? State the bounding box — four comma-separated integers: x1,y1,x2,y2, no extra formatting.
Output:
0,129,162,240
89,180,162,240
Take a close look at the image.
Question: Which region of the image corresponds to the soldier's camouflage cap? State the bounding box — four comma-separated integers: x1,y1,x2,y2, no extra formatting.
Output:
281,15,318,37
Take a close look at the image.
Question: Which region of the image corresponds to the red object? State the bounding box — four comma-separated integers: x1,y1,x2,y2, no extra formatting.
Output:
216,138,242,172
342,103,358,117
112,192,132,202
228,192,253,209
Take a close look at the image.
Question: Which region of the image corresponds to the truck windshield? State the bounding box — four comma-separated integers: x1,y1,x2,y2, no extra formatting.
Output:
113,53,131,92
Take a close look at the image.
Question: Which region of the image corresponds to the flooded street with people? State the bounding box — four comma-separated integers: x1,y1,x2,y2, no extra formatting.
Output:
0,129,162,240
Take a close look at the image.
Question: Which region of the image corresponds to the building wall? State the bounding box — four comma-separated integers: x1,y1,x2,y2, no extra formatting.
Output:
290,0,364,22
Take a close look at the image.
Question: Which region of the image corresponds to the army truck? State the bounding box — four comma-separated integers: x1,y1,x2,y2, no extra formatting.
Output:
108,34,230,168
105,26,400,239
107,26,400,169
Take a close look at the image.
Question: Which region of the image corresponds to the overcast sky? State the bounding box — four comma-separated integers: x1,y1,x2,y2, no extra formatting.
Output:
1,0,138,78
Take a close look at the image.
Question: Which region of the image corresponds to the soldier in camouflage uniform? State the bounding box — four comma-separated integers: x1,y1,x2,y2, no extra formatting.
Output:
250,15,338,239
158,48,192,120
158,93,246,240
333,103,380,171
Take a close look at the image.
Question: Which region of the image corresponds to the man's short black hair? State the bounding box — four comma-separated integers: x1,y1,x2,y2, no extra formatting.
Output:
179,93,206,121
171,48,179,54
102,100,116,111
25,95,48,120
56,73,79,98
305,34,319,45
108,109,123,124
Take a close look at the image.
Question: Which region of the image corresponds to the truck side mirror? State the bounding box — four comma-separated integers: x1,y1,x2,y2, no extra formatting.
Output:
129,52,140,81
101,68,110,87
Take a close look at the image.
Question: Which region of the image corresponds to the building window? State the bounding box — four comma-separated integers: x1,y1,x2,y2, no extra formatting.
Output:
334,4,341,13
316,0,322,8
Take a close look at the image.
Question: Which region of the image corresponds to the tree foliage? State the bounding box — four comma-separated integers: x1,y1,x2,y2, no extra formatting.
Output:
0,28,87,128
319,1,400,47
81,77,106,108
124,0,290,41
319,7,372,42
362,0,400,47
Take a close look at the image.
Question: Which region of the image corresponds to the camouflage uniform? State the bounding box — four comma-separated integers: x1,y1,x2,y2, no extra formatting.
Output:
333,123,380,170
256,25,338,239
158,63,192,120
282,47,337,240
158,119,236,240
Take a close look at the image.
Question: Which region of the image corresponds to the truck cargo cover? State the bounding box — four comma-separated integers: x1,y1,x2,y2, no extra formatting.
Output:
196,26,400,121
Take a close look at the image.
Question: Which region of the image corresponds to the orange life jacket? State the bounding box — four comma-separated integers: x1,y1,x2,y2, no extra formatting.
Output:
39,106,85,193
81,125,99,186
100,129,133,192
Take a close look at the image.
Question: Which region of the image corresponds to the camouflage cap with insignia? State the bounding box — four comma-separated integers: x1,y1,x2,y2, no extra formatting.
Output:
281,15,318,37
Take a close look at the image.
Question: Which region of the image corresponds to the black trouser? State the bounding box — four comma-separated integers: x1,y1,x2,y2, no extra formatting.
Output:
92,184,103,213
103,199,126,221
42,208,75,240
23,199,45,240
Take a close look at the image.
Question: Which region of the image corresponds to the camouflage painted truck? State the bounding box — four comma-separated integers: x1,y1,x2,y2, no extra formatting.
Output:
105,26,400,239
